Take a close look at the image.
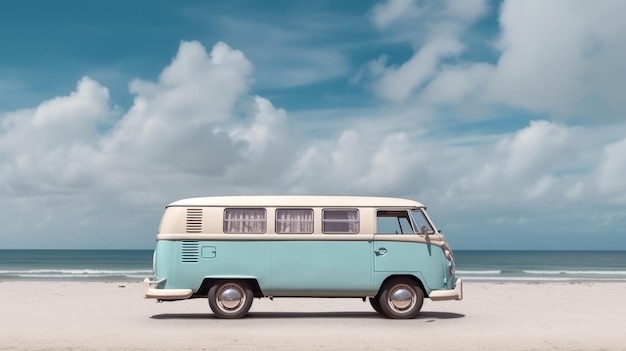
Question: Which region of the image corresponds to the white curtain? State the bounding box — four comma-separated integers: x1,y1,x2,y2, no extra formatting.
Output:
323,210,359,233
224,209,266,233
276,209,313,233
347,210,359,233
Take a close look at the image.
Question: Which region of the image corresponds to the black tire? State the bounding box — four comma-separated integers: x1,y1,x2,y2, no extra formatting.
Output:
369,297,384,315
208,281,253,319
378,278,424,319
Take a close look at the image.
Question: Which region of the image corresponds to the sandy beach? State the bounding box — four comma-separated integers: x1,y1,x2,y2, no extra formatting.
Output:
1,281,625,350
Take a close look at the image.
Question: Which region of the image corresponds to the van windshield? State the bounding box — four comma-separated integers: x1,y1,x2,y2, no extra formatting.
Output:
410,210,434,234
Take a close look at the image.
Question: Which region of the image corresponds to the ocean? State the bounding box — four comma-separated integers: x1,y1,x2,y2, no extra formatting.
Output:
0,250,153,282
455,250,626,282
1,250,625,282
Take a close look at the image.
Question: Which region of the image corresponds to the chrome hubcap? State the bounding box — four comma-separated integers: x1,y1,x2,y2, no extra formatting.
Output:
389,286,415,311
218,286,243,310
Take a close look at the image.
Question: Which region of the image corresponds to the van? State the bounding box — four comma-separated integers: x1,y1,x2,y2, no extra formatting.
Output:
143,195,462,319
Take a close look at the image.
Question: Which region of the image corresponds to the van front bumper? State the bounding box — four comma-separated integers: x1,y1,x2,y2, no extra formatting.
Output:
428,278,463,301
143,277,193,300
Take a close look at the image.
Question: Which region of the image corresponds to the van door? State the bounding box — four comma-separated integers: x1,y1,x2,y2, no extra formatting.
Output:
373,209,442,291
373,209,418,273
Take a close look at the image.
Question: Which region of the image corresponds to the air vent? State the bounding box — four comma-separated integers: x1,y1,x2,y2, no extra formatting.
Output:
181,240,200,263
186,208,203,233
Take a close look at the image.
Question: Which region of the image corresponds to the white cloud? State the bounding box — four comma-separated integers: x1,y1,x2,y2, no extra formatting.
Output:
204,15,352,89
99,41,255,183
0,77,115,195
498,120,571,179
127,41,251,125
595,137,626,202
443,0,488,22
286,126,432,196
420,63,493,105
371,0,487,31
287,129,366,193
374,38,463,102
370,0,421,29
2,0,626,249
228,96,287,156
355,132,426,192
485,0,626,117
2,77,113,147
264,50,349,89
446,120,574,203
365,0,487,103
524,175,555,199
0,40,290,248
366,0,626,121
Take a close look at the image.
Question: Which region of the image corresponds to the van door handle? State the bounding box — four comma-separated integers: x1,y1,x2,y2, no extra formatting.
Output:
374,248,387,256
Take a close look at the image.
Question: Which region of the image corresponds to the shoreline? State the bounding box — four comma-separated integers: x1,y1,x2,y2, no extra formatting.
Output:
2,281,625,350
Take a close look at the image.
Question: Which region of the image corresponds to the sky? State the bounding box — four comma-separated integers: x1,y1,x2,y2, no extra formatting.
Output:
1,0,625,250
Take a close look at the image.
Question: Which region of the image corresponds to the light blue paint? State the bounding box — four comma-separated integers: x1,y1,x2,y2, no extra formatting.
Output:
373,240,447,292
173,240,272,291
271,241,372,296
152,238,453,297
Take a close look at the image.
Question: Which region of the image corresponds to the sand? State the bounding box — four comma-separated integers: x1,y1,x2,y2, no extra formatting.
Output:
1,281,625,350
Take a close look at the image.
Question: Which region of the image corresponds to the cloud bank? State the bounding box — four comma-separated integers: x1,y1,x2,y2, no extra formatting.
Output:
1,0,625,249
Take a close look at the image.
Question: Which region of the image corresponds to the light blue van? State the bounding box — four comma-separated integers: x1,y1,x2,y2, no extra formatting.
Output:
144,195,462,319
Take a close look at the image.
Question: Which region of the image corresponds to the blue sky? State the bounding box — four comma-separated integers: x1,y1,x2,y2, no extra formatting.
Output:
1,0,625,250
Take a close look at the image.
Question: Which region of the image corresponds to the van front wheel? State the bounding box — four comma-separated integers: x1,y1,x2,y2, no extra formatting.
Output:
208,281,253,319
378,278,424,319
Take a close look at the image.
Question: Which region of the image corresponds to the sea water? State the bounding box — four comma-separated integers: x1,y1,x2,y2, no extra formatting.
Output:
0,250,153,281
455,250,626,282
1,249,625,282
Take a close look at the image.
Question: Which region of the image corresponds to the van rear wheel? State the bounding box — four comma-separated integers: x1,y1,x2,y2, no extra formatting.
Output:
208,281,253,319
378,278,424,319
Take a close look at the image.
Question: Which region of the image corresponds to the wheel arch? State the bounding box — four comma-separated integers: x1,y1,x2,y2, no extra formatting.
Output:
197,277,264,298
376,274,427,297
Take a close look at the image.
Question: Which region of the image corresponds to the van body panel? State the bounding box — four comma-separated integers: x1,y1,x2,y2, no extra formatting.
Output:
271,240,374,296
154,240,272,292
153,240,177,289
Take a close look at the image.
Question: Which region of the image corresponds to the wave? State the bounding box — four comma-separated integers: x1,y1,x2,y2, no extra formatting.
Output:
12,274,148,279
0,269,152,274
456,269,626,283
461,276,626,282
463,276,574,281
522,270,626,275
0,269,152,280
456,270,501,275
457,269,626,276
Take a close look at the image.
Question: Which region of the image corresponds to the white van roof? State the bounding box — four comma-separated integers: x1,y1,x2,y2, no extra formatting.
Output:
167,195,425,208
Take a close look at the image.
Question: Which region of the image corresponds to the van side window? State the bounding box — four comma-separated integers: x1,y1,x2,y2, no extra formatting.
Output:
276,209,314,234
223,208,266,233
376,210,414,234
322,209,359,233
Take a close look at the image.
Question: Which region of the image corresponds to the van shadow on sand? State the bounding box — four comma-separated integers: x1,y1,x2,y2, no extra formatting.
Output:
150,311,465,320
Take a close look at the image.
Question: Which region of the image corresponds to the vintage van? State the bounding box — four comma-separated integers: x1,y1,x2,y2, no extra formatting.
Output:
143,195,462,319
